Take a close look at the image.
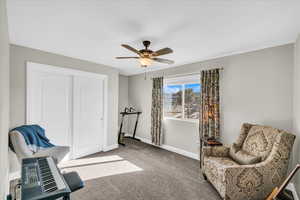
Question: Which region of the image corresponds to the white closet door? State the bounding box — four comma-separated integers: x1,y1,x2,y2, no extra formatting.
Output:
72,76,104,158
27,70,72,147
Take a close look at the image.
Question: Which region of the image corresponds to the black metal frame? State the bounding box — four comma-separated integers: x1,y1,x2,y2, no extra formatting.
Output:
118,111,142,146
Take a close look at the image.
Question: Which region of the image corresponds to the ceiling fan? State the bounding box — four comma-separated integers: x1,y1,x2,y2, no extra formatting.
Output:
116,40,174,67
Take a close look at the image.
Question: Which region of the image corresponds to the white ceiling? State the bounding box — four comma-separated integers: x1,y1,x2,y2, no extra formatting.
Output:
7,0,300,75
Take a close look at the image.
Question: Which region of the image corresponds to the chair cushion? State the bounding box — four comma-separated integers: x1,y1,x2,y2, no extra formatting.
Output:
242,125,279,161
229,143,261,165
205,156,239,168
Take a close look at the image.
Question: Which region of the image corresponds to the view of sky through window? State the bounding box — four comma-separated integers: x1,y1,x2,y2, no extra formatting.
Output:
164,82,201,120
164,84,183,118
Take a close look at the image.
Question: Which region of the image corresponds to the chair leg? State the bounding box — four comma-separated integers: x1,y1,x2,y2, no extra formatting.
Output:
202,173,207,180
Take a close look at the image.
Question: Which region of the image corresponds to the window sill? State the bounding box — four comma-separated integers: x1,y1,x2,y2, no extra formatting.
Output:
163,117,199,124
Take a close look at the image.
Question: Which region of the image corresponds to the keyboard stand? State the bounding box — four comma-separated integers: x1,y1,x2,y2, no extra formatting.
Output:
9,179,21,200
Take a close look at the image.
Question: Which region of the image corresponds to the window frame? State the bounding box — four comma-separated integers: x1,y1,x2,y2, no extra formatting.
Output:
163,75,200,123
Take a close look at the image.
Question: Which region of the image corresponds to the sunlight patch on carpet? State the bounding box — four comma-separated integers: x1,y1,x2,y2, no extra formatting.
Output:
59,155,143,181
59,155,124,169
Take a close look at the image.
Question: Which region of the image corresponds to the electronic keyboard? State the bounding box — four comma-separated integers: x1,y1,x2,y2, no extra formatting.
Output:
21,157,71,200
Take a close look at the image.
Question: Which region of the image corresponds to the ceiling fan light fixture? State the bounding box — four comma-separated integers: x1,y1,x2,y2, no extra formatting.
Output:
139,57,153,66
116,40,174,68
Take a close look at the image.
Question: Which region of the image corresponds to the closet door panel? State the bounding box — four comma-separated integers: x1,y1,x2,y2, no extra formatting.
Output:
27,63,106,160
40,74,72,146
73,76,103,158
27,71,72,147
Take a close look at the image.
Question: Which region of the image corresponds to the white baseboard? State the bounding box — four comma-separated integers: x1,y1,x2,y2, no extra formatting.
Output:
136,136,199,160
135,136,152,145
103,144,119,152
162,144,199,160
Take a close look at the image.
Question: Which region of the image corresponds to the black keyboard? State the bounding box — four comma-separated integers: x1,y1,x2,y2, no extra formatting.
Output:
21,157,71,200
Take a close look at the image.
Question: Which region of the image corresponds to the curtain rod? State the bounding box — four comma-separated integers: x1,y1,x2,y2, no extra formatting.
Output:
151,67,224,79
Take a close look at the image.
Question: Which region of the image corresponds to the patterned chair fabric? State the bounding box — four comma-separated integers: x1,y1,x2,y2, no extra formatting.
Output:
202,123,295,200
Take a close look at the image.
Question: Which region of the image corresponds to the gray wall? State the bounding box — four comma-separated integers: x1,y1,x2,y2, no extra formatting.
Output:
293,34,300,195
128,44,294,155
119,75,129,133
0,0,10,197
9,45,120,173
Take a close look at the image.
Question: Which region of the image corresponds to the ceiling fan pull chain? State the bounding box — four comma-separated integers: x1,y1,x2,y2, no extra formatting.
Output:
144,67,148,80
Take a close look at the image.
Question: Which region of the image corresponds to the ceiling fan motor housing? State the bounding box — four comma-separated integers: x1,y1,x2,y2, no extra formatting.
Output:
117,40,174,65
143,40,151,49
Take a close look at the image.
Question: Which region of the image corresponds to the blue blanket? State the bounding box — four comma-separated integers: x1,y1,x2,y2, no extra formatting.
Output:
10,125,55,153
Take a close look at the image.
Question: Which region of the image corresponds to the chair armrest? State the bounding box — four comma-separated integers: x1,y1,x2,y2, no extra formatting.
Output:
10,131,33,160
203,145,230,157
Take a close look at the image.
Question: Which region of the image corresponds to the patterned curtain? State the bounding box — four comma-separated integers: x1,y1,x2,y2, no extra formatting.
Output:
151,77,163,146
199,69,220,164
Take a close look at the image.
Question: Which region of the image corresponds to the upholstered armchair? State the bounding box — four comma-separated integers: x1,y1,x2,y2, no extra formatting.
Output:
202,123,295,200
10,130,70,163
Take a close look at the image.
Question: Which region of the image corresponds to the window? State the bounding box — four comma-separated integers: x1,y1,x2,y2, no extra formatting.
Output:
164,84,183,118
163,75,201,121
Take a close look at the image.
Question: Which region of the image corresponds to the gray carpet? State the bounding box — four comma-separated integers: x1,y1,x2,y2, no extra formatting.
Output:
70,139,220,200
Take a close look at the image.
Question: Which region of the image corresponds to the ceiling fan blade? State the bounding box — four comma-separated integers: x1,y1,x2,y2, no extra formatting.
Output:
153,58,175,64
121,44,141,55
152,48,173,56
116,56,139,59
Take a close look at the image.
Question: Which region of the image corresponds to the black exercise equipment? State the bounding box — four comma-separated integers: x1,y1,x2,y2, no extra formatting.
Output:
118,107,142,145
